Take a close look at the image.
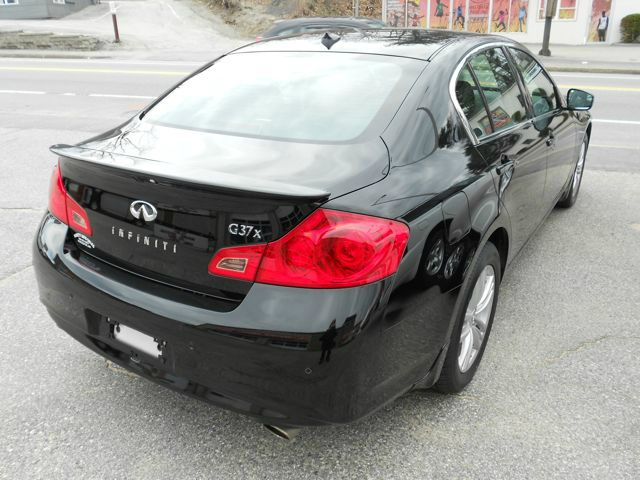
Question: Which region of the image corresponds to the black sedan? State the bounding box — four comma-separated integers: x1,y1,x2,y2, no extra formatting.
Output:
33,30,593,437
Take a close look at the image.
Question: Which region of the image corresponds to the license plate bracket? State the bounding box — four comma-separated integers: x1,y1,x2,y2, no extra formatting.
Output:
111,321,165,360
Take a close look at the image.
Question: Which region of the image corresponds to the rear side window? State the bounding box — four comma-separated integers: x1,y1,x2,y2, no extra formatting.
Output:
455,65,493,139
509,48,558,117
467,48,528,135
144,52,424,143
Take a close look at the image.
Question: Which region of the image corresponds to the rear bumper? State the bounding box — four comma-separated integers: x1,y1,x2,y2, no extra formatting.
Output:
33,214,454,426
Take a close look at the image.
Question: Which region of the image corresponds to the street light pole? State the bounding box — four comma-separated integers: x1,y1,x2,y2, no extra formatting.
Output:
539,0,557,56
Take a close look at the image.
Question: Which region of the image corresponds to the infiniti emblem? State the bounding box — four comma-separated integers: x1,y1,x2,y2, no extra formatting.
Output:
130,200,158,222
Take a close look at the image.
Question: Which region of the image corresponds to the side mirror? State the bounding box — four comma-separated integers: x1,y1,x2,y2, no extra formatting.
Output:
566,89,594,111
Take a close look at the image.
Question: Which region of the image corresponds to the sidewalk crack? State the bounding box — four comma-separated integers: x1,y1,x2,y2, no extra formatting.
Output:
544,335,640,364
0,264,33,282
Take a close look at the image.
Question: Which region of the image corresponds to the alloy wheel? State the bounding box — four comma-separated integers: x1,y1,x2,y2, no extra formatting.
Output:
458,265,495,373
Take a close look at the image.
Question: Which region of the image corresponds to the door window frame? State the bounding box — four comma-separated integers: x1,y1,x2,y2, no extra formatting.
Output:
505,46,564,120
450,42,564,146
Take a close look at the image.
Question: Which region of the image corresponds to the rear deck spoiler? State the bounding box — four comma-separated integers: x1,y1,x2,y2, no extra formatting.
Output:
50,144,330,202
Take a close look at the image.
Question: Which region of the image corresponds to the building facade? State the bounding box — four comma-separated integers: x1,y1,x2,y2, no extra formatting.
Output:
383,0,639,44
0,0,94,19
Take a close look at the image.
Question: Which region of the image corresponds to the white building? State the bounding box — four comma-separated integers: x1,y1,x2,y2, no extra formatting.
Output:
383,0,638,45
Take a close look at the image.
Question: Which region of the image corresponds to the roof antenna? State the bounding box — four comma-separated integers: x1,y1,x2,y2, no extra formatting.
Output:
321,32,340,50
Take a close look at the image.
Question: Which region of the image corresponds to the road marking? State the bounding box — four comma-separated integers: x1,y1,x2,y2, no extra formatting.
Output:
557,84,640,92
0,66,186,76
590,144,640,150
89,93,156,100
592,119,640,126
0,89,46,95
61,92,76,96
553,73,640,81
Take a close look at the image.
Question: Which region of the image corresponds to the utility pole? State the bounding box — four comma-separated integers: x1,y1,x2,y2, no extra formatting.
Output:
539,0,557,56
110,1,120,43
354,0,359,17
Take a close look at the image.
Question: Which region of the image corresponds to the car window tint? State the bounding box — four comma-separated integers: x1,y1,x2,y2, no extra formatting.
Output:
468,48,528,134
509,48,558,117
455,65,493,139
144,52,424,143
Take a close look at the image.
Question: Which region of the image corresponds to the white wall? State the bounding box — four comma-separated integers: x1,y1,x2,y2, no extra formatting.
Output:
609,0,639,43
496,0,639,45
383,0,640,45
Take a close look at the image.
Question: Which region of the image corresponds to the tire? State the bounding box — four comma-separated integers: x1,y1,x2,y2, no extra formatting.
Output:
434,241,501,393
557,136,588,209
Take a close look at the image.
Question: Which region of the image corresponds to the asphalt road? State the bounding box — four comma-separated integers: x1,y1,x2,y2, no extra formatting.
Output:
1,58,639,479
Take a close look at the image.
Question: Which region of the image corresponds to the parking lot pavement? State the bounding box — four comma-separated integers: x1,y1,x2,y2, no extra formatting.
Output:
1,65,639,479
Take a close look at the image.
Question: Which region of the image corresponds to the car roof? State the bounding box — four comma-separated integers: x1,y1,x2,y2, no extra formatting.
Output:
237,29,513,61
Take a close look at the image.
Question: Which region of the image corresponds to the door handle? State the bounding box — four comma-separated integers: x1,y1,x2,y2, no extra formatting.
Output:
496,154,514,175
546,131,556,147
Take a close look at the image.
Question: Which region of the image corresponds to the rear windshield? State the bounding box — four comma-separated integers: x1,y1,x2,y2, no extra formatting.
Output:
143,51,425,143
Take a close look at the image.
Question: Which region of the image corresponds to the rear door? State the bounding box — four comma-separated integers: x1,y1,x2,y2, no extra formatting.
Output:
507,47,577,210
456,46,549,256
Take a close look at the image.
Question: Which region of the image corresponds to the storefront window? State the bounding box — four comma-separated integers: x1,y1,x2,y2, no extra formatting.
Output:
468,0,491,33
559,0,577,19
538,0,578,20
508,1,529,32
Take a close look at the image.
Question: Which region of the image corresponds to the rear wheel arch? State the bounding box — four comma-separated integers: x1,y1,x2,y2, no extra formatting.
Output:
487,227,509,278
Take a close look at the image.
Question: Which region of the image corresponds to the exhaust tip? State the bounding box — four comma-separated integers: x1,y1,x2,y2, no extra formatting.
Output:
263,424,300,441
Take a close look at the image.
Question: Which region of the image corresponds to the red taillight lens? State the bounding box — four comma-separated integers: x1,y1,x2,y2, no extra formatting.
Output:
48,163,68,224
48,162,93,236
208,209,410,288
208,244,266,281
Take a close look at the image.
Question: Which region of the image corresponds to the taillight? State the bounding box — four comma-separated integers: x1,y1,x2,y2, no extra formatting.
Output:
48,162,93,236
208,244,266,281
48,162,68,224
207,209,409,288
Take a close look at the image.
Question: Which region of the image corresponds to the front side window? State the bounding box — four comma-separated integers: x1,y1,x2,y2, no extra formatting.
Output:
144,52,424,143
1,0,20,5
509,48,558,117
467,48,528,135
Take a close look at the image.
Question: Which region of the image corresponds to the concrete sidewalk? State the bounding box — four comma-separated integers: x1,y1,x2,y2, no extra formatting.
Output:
525,43,640,74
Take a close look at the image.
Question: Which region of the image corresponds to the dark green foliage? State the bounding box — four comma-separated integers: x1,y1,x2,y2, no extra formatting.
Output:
620,14,640,43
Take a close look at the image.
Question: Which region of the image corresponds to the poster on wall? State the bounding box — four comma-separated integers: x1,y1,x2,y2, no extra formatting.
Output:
429,0,450,29
588,0,613,42
451,1,468,30
468,0,490,33
387,0,408,27
508,1,528,32
492,0,511,32
406,0,427,28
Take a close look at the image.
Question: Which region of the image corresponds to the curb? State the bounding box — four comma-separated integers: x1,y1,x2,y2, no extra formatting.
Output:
0,50,113,59
545,65,640,75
